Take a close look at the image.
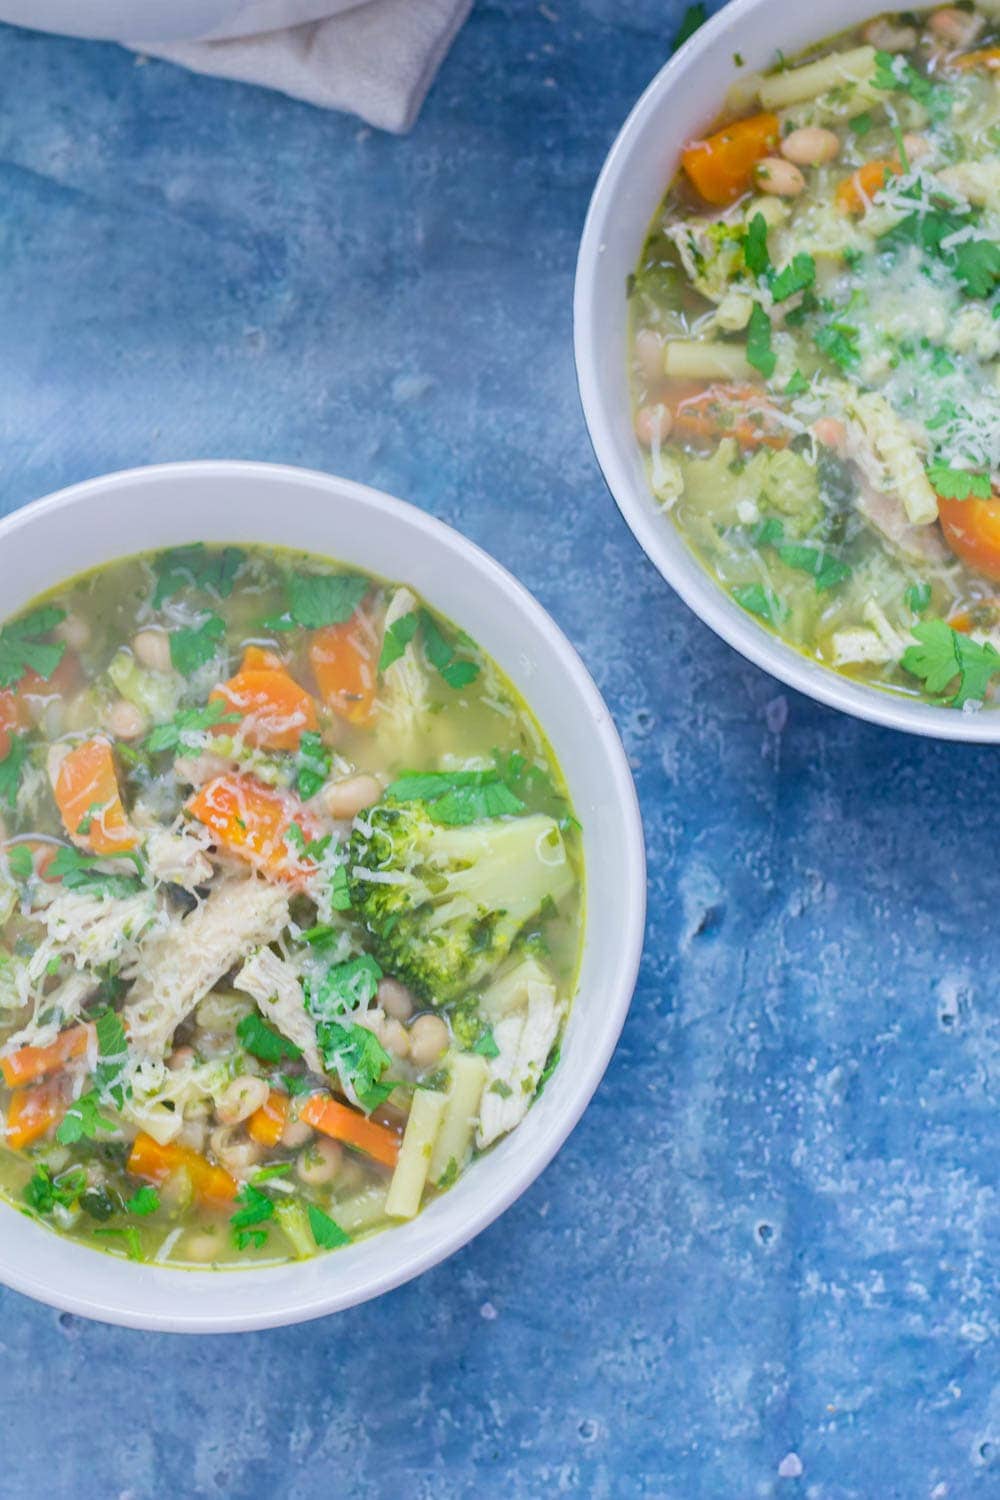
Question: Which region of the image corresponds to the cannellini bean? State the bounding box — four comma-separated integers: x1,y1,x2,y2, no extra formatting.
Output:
281,1114,314,1150
753,157,805,197
55,613,91,651
634,404,672,447
182,1230,225,1263
407,1013,449,1070
929,7,983,46
902,133,932,163
634,327,665,384
322,774,382,820
813,418,847,453
780,127,840,167
377,977,416,1022
176,1121,208,1154
296,1137,343,1186
215,1075,270,1125
379,1017,411,1061
863,17,917,51
210,1125,263,1175
132,629,172,673
167,1045,196,1073
105,698,147,741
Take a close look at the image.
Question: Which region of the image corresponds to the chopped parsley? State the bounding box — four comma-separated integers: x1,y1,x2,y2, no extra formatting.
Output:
306,954,383,1020
472,1028,500,1059
386,767,525,826
378,611,419,673
169,613,226,678
746,304,776,379
905,582,932,616
47,845,145,899
56,1090,117,1146
814,320,860,370
230,1182,276,1250
5,843,33,880
296,731,331,801
784,370,809,397
0,606,66,689
743,213,770,278
265,571,368,632
313,1020,395,1111
420,610,480,690
925,463,992,501
237,1012,304,1064
872,49,952,122
901,619,1000,706
126,1186,160,1216
0,733,30,811
307,1203,351,1250
152,545,246,608
731,584,789,626
770,253,815,304
24,1165,86,1215
145,700,240,754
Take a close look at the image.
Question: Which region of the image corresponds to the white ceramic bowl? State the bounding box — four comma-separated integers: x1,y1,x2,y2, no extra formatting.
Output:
0,461,645,1331
575,0,1000,743
0,0,354,42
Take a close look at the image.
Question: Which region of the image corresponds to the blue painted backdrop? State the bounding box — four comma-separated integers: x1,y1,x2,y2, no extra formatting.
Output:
0,4,996,1496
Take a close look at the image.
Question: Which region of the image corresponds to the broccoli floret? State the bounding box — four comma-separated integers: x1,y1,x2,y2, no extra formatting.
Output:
348,802,575,1004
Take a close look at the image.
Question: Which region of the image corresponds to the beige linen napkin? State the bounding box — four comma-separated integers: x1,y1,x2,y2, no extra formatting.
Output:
131,0,471,133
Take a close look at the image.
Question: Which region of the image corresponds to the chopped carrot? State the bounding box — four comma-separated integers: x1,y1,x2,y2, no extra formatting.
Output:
186,773,320,883
681,112,780,206
52,737,137,854
0,653,78,760
939,493,1000,581
247,1090,290,1148
6,1079,67,1150
299,1092,401,1169
835,159,901,215
240,645,285,671
127,1131,237,1207
309,614,378,727
0,1023,93,1089
209,665,318,752
950,46,1000,70
0,690,30,762
669,381,788,451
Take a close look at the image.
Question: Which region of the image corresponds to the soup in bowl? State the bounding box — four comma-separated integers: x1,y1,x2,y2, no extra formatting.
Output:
577,0,1000,738
0,463,645,1330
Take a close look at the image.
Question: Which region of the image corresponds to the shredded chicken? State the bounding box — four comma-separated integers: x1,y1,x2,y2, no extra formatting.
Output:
125,878,289,1057
144,827,214,891
233,947,322,1072
476,978,562,1149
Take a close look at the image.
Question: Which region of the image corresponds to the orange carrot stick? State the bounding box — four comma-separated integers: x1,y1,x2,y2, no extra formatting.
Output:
240,645,286,671
299,1093,401,1169
309,615,378,727
186,773,320,883
210,666,318,752
669,381,789,451
950,46,1000,70
247,1090,290,1148
52,737,137,854
681,112,780,206
6,1079,67,1150
127,1131,237,1207
835,159,901,214
0,1023,93,1089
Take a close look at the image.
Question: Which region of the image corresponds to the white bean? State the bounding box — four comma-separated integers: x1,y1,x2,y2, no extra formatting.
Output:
210,1125,263,1175
182,1230,225,1263
281,1114,314,1150
296,1137,343,1186
105,698,147,741
215,1075,270,1126
322,774,382,820
929,8,982,46
634,404,672,448
55,613,91,652
380,1017,411,1061
754,157,805,197
377,977,416,1022
408,1013,449,1070
862,17,917,51
132,629,172,673
780,127,840,167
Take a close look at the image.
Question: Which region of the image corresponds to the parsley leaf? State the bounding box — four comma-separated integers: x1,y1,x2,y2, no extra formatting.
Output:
776,544,851,592
267,572,368,632
57,1089,117,1145
306,954,383,1021
0,607,66,689
743,213,771,278
872,49,952,121
905,582,932,615
308,1203,351,1250
313,1020,394,1111
771,252,816,303
24,1165,86,1215
126,1186,160,1216
419,611,480,690
378,610,419,673
296,730,331,801
472,1028,500,1059
926,463,992,501
169,614,226,678
746,304,776,379
850,112,873,136
386,767,526,826
94,1008,130,1108
145,700,240,754
901,619,1000,706
47,845,144,899
152,545,246,608
5,843,33,881
731,584,789,625
814,321,860,369
784,370,809,397
237,1012,304,1063
329,863,351,912
230,1183,276,1250
0,734,30,811
673,1,706,48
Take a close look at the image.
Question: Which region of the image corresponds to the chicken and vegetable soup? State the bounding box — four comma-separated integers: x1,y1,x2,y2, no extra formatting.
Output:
632,6,1000,707
0,546,582,1267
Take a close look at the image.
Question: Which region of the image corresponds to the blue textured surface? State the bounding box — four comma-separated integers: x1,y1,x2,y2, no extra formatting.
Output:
0,4,996,1496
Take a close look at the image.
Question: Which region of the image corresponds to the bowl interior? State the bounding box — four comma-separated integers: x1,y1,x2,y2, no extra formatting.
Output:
0,462,645,1330
574,0,1000,742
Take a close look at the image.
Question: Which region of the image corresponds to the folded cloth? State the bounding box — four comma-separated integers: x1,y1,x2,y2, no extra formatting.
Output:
129,0,471,133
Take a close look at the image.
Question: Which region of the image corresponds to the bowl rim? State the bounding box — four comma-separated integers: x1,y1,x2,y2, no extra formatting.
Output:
573,0,1000,744
0,459,647,1331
